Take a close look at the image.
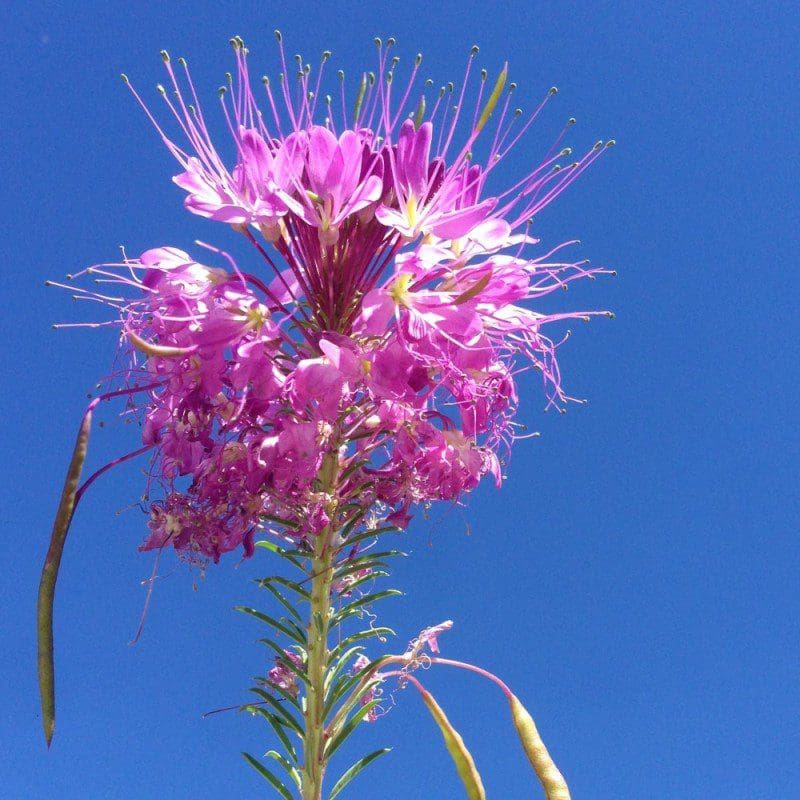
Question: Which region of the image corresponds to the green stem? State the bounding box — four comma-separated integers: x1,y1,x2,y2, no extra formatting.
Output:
301,454,339,800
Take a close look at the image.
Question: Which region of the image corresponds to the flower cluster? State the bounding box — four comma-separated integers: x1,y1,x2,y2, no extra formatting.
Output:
68,36,610,564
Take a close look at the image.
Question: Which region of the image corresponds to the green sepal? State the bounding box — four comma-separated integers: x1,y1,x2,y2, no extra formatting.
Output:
328,748,391,800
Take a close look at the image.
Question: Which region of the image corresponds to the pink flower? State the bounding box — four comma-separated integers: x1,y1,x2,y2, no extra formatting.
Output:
409,620,454,658
62,36,611,563
266,651,304,697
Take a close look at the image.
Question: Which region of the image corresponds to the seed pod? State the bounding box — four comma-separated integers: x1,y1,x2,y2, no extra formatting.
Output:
419,686,486,800
509,694,571,800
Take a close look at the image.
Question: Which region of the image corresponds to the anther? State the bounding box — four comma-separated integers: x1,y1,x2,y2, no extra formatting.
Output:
606,311,615,318
120,73,129,83
549,86,558,95
391,56,400,67
593,140,603,150
424,78,433,87
178,57,187,67
567,117,576,125
481,68,487,81
156,84,166,95
274,30,282,42
374,37,382,47
471,44,480,55
322,50,331,60
387,37,396,47
509,82,517,92
605,139,616,148
447,81,454,92
416,53,423,66
262,75,269,86
160,50,170,62
561,147,572,156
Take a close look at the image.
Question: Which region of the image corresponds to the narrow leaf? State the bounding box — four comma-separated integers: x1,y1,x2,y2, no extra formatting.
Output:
248,688,304,734
509,694,571,800
418,687,486,800
242,752,296,800
325,699,382,758
243,705,297,762
37,408,92,746
334,589,402,619
235,606,307,646
329,748,391,800
258,579,305,625
259,575,311,601
265,749,302,788
329,627,394,663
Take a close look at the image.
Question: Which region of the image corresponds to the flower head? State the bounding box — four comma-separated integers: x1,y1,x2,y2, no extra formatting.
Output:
65,35,611,563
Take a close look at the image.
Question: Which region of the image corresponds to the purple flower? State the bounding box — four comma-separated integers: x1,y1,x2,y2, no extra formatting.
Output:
265,650,304,697
64,36,611,564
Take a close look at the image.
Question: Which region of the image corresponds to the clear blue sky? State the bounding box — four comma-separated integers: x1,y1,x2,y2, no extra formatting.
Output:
2,1,798,798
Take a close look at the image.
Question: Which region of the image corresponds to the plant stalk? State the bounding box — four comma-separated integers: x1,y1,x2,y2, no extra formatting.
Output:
301,454,339,800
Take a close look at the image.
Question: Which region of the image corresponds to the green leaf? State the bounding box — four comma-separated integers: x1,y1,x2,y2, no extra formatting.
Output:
332,589,403,626
251,678,303,711
417,687,486,800
342,526,401,548
329,627,394,664
242,705,297,762
38,408,93,747
242,752,296,800
325,698,382,758
235,606,307,646
265,750,302,789
248,688,304,735
328,748,391,800
333,569,389,600
258,575,311,602
257,640,309,687
258,579,305,625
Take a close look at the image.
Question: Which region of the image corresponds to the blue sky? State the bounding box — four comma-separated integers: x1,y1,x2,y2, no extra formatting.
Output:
2,1,798,798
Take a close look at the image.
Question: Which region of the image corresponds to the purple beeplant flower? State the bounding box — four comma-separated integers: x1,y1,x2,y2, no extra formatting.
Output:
265,650,304,698
60,35,612,565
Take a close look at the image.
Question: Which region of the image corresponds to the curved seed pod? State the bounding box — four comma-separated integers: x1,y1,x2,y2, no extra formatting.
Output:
509,694,571,800
37,408,93,746
418,685,486,800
